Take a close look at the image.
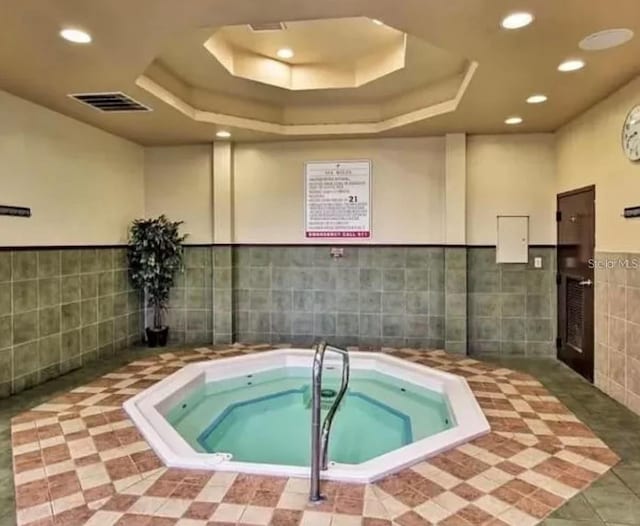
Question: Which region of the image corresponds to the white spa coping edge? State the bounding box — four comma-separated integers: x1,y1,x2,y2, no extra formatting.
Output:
123,349,490,483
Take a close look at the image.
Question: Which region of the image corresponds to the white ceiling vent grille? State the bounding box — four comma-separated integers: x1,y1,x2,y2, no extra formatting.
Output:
69,92,152,112
248,22,286,32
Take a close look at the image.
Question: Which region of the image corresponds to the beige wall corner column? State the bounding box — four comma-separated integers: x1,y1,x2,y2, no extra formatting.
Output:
211,141,234,345
445,133,467,245
444,133,467,355
213,141,234,244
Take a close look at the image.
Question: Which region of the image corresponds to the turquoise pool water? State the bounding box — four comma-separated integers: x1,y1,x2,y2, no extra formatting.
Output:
166,367,453,466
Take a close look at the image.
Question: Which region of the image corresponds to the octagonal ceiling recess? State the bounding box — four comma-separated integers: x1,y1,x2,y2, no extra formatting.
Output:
137,16,476,136
3,1,640,144
206,19,407,90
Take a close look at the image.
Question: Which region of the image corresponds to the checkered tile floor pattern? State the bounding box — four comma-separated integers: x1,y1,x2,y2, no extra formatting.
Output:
10,345,619,526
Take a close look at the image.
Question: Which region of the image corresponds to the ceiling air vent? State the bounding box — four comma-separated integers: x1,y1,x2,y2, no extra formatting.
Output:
248,21,286,32
68,92,152,113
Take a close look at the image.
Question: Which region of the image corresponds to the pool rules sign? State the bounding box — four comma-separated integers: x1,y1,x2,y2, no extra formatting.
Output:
304,160,371,238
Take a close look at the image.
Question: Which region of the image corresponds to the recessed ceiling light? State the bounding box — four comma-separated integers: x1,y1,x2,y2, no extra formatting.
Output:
372,19,384,26
501,12,534,30
60,28,92,44
505,116,523,125
527,94,548,104
558,59,585,72
216,131,231,139
276,48,294,59
579,28,634,51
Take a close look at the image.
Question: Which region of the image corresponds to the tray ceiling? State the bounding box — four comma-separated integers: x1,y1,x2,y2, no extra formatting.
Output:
0,0,638,144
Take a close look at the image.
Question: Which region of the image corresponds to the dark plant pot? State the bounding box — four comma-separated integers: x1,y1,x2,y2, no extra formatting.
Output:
146,326,169,348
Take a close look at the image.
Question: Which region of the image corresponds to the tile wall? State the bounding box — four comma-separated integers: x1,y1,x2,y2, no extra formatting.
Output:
0,248,141,397
212,246,234,345
165,246,233,346
466,247,557,357
594,251,640,415
231,246,446,348
165,247,212,346
444,248,468,354
0,244,559,398
172,245,557,355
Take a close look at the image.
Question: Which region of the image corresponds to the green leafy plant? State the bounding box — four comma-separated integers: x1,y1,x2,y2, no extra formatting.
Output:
128,215,187,329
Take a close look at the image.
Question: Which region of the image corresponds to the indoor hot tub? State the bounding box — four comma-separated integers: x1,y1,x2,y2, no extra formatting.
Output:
124,349,489,483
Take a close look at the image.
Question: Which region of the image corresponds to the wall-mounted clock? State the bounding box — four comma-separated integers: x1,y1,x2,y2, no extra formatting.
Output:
622,104,640,162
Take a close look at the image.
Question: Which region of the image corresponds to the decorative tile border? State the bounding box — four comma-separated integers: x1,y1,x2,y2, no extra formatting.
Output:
11,345,618,526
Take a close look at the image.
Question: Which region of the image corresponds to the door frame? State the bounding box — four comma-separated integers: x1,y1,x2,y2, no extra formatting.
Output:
556,184,596,382
556,184,597,201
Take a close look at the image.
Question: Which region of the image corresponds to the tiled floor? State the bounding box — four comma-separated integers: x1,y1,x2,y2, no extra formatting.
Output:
1,345,638,526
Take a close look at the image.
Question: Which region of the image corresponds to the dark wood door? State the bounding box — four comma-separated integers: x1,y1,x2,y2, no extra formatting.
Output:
557,185,595,382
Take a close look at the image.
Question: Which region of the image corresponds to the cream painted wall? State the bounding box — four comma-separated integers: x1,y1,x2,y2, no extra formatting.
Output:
0,87,561,249
6,71,637,252
445,133,466,244
466,134,557,246
213,142,233,244
232,138,446,244
556,75,640,252
0,89,144,246
143,135,557,246
144,145,213,243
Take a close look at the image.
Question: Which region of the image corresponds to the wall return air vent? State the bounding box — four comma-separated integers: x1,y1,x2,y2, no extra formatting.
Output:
69,92,152,112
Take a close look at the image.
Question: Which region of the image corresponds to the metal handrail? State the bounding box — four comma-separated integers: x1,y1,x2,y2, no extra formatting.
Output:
309,341,350,502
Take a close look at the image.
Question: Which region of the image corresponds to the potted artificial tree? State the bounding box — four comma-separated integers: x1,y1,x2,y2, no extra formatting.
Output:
128,215,187,347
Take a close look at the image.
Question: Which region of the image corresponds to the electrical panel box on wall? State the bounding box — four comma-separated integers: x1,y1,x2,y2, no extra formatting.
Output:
496,216,529,263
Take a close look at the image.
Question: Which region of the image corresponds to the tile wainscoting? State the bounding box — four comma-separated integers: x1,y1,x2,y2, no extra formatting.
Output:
202,245,556,355
0,248,141,398
0,244,558,398
231,246,446,349
594,251,640,415
466,247,557,357
166,246,233,346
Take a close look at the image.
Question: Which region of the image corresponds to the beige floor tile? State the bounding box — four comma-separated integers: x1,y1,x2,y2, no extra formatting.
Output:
240,505,274,525
300,510,333,526
210,502,245,522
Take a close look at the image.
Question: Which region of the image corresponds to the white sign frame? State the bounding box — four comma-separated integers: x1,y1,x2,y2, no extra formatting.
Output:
304,159,372,239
